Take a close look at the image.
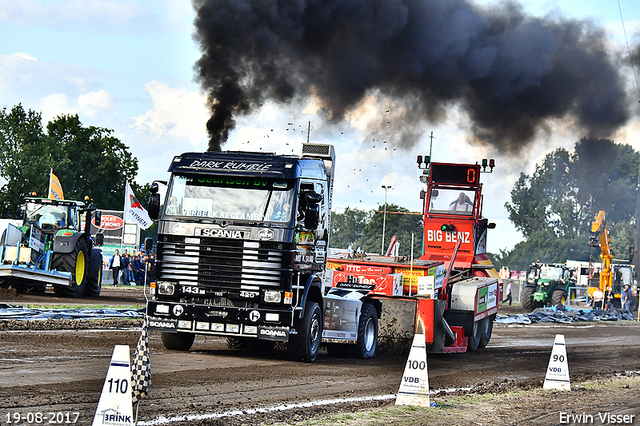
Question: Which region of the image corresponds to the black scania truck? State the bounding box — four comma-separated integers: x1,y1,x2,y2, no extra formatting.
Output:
146,143,335,362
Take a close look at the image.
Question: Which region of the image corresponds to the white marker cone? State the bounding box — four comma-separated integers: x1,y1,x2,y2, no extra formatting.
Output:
93,345,135,426
543,334,571,391
396,334,431,407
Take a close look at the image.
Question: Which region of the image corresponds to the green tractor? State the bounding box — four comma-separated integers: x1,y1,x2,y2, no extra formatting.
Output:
522,263,575,312
0,196,104,297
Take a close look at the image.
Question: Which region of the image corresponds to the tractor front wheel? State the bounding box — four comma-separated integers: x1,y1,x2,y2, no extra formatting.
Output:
522,286,536,312
551,289,567,307
53,238,88,297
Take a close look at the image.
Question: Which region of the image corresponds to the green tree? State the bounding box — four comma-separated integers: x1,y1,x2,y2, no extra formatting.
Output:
0,104,48,217
499,138,639,270
358,204,423,258
46,114,139,210
0,106,140,216
330,207,371,250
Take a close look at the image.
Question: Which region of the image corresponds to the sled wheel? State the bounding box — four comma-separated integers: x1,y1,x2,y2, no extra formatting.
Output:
479,314,494,348
347,303,378,359
467,318,482,352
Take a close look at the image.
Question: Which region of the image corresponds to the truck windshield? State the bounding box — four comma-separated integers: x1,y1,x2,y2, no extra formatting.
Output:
428,188,475,215
165,174,295,223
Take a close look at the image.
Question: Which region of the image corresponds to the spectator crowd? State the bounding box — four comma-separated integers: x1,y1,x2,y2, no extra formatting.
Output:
106,249,155,286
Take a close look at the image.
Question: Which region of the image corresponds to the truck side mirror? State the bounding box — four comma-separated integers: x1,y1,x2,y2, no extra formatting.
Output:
487,222,496,229
148,182,161,220
94,211,102,227
95,233,104,246
304,192,322,230
144,237,153,252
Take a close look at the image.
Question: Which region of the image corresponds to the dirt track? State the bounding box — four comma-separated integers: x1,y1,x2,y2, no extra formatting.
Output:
1,287,640,425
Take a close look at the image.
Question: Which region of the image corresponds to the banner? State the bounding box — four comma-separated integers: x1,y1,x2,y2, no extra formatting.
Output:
124,182,152,230
48,169,64,200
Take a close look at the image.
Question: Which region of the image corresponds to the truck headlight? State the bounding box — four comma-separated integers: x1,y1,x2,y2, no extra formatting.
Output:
157,282,175,295
264,290,282,303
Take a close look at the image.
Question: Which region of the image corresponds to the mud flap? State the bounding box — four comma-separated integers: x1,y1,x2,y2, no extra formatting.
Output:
374,297,447,354
428,300,446,353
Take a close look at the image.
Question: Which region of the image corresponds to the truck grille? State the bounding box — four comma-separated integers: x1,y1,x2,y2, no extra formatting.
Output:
157,236,292,288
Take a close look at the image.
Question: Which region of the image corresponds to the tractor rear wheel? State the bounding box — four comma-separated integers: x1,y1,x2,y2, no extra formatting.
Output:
52,238,88,297
522,286,536,312
84,248,103,297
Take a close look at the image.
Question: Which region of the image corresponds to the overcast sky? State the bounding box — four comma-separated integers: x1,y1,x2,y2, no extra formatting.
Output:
1,0,639,254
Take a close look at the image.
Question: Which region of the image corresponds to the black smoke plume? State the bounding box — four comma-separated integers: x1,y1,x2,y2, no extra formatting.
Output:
193,0,632,152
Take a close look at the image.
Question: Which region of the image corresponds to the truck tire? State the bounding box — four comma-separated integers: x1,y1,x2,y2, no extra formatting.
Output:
479,314,494,348
522,286,536,312
347,303,378,359
161,332,195,351
84,249,103,297
226,337,247,349
551,289,567,307
52,238,88,297
288,301,322,362
467,319,482,352
227,337,275,352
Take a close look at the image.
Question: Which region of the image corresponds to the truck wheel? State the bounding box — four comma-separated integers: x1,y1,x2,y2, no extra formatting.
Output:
522,286,535,312
84,249,103,297
479,315,494,348
161,332,195,351
52,238,88,297
551,289,567,307
467,319,482,352
347,303,378,359
226,337,248,349
288,301,322,362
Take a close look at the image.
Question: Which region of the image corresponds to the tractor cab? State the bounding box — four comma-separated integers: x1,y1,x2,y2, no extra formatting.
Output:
23,198,82,235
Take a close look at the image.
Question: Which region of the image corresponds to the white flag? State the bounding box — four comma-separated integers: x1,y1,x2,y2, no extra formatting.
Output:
124,182,152,230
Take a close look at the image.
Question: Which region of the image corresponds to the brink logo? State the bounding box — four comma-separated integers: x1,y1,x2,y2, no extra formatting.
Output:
100,409,133,425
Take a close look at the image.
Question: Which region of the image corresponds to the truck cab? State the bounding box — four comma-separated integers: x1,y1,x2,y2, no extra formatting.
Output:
146,144,335,362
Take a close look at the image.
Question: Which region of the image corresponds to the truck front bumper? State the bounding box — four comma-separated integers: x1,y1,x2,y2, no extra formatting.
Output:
147,300,294,342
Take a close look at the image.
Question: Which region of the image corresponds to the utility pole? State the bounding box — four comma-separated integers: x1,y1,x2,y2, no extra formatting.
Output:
634,164,640,288
381,185,392,255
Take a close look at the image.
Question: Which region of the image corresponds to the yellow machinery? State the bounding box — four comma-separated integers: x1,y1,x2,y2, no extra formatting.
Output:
590,210,612,294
